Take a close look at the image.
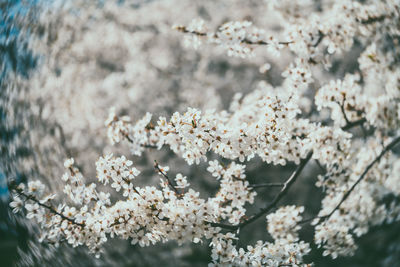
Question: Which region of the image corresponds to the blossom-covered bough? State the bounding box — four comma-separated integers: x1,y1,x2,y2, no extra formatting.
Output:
8,0,400,266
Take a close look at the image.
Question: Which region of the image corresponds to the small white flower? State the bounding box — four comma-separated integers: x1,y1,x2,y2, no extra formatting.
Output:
64,158,74,168
9,196,23,213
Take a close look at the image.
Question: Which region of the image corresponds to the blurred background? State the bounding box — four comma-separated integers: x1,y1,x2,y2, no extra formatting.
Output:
1,0,400,266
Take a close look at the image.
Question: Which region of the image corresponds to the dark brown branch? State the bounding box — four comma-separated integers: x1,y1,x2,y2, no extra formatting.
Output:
209,221,238,231
360,15,386,25
243,38,292,46
313,31,325,47
207,116,369,230
210,151,313,230
121,131,158,148
298,135,400,226
297,216,317,226
319,135,400,222
342,118,366,131
15,190,85,228
154,161,180,195
249,183,284,189
337,100,351,125
307,31,325,64
121,177,144,200
238,151,313,229
176,26,292,46
142,144,158,148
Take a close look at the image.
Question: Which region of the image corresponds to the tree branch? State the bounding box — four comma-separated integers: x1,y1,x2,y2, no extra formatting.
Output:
342,118,366,131
208,117,369,230
337,100,350,125
249,183,284,189
175,26,292,45
121,131,158,149
210,151,313,230
15,189,85,228
360,15,386,25
238,151,314,229
319,135,400,222
313,31,324,47
298,135,400,226
154,161,180,195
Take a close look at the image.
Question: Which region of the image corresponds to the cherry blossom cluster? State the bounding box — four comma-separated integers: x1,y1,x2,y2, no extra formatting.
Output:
315,74,364,127
10,156,260,259
10,152,315,264
95,154,141,195
175,19,288,58
266,205,304,243
357,44,400,131
177,0,399,68
10,158,217,256
207,161,256,225
107,87,353,170
315,60,400,131
314,137,400,258
209,232,311,267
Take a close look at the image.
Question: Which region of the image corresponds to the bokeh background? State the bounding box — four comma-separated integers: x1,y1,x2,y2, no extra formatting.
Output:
1,0,400,266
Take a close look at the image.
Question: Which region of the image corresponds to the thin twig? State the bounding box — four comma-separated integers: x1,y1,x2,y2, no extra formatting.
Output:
313,31,325,47
210,152,313,230
209,118,368,230
121,177,144,200
122,131,158,149
360,15,386,25
337,100,350,125
320,135,400,222
15,190,85,228
154,161,180,195
342,118,366,131
176,27,292,45
188,117,368,230
297,216,317,226
209,221,238,231
299,135,400,225
238,151,314,229
249,183,284,189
